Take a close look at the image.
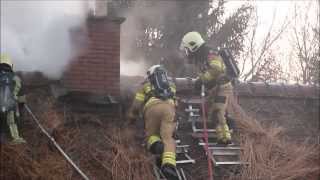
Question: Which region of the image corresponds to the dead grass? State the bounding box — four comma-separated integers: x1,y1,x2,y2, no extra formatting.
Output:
53,125,155,180
94,127,154,180
0,145,41,180
1,92,155,180
1,83,319,180
227,96,320,180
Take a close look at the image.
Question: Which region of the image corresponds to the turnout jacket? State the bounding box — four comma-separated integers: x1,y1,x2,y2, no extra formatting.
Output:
127,80,176,121
0,70,26,104
197,48,229,88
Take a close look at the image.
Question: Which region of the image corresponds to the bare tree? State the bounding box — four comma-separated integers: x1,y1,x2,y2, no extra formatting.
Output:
240,6,291,82
250,53,285,82
117,0,253,77
291,2,320,85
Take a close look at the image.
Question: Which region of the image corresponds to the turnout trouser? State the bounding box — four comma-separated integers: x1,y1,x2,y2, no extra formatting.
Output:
144,102,176,166
207,82,233,143
7,110,25,143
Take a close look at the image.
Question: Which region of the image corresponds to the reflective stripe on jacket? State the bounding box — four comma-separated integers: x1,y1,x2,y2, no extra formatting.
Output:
134,81,176,111
198,51,227,86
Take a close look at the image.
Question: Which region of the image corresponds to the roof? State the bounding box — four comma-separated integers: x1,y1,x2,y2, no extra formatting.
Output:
235,82,319,99
120,75,319,99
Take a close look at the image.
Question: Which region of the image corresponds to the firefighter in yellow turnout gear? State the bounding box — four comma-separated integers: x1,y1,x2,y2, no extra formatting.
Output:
180,32,233,144
127,65,179,180
0,54,26,144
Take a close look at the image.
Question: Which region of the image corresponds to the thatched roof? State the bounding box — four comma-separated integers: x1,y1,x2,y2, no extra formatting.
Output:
120,75,319,99
235,82,319,99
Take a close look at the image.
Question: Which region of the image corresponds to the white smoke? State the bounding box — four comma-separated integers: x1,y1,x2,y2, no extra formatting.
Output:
0,0,88,78
120,1,178,76
120,59,147,76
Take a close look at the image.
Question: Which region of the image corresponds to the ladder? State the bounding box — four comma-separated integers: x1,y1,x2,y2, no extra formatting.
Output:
176,144,196,164
175,135,196,165
152,113,194,180
153,164,188,180
174,112,195,165
183,98,248,167
149,143,190,180
153,142,189,180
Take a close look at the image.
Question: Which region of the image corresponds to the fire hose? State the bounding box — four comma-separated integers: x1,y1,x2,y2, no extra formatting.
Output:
200,84,214,180
24,104,90,180
173,77,214,179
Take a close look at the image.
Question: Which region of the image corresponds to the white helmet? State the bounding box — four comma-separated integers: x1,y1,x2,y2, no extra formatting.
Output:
180,32,205,55
147,64,162,76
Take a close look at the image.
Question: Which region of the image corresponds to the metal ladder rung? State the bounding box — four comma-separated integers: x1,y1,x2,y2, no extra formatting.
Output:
176,159,196,164
199,142,216,146
198,139,238,148
176,145,196,164
193,128,234,133
198,141,236,146
176,145,189,154
193,129,216,133
189,114,200,117
177,145,190,148
181,100,202,105
208,146,242,150
185,108,200,112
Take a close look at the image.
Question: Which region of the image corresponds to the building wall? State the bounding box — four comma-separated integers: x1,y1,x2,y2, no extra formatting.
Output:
238,96,319,142
62,16,124,97
235,82,319,142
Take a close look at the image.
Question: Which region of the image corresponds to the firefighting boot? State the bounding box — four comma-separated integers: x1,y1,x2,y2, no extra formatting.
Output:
161,163,179,180
216,123,232,145
9,124,26,144
149,141,164,155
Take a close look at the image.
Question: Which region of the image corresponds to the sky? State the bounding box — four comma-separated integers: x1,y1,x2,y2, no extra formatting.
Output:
225,0,318,50
1,0,318,80
223,0,319,82
121,0,319,78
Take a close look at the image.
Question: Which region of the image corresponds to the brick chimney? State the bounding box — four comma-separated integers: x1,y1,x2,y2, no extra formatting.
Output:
62,0,125,100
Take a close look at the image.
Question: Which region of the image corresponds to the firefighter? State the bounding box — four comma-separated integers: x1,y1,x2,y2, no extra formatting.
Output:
180,32,233,144
0,53,26,144
126,65,179,180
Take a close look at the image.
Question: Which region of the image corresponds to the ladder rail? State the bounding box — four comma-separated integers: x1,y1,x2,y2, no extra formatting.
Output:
180,97,250,176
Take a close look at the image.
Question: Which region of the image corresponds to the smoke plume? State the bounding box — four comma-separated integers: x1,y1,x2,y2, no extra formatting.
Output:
120,1,178,76
0,0,88,78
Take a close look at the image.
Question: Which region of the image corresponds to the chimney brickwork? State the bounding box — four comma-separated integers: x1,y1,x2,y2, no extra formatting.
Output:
63,16,124,97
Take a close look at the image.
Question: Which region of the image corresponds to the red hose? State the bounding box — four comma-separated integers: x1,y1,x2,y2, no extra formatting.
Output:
201,89,214,180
